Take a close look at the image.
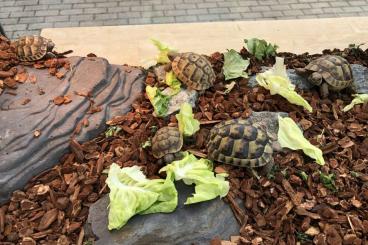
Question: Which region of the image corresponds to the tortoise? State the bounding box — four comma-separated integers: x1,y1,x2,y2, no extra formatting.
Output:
207,118,274,176
295,55,353,98
166,52,215,91
151,126,184,164
12,35,56,62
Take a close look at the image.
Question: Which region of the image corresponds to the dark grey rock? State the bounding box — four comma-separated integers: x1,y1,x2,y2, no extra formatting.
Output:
351,64,368,94
0,57,145,204
163,88,198,116
87,182,239,245
249,64,368,94
247,111,288,144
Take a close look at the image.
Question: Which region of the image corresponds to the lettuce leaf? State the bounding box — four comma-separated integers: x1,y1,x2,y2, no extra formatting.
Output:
175,102,200,137
146,85,171,117
151,39,176,64
106,163,177,230
245,38,278,61
256,57,313,112
223,49,250,80
246,38,278,60
278,116,325,165
160,152,229,204
343,94,368,112
165,71,181,95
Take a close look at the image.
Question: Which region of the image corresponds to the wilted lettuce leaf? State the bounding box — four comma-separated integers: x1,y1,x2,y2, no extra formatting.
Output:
256,57,313,112
175,102,200,137
106,163,177,230
278,116,325,165
160,152,229,204
245,38,278,60
151,39,176,64
343,94,368,112
222,49,250,80
165,71,181,95
146,85,171,117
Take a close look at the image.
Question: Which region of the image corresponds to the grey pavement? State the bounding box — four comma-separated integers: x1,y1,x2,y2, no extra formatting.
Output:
1,0,368,39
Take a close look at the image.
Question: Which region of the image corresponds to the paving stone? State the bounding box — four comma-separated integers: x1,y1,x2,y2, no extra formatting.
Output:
35,10,59,16
1,0,368,43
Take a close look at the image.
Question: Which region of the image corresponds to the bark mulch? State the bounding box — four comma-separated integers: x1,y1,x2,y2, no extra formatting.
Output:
1,35,368,244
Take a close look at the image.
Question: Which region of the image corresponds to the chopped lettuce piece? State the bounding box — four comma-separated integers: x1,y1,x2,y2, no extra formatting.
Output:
256,57,313,112
105,126,122,138
151,39,176,64
244,38,278,61
343,94,368,112
319,171,337,192
223,49,250,80
141,139,151,149
106,163,177,230
160,152,229,204
175,102,200,137
165,71,181,95
278,116,325,165
224,81,236,94
146,85,171,117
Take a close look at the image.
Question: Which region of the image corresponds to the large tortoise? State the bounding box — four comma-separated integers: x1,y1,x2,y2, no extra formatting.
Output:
167,52,215,91
151,126,184,164
207,118,274,176
12,35,55,62
295,55,353,98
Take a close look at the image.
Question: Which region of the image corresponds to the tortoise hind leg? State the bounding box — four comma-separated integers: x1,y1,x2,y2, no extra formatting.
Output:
320,83,329,98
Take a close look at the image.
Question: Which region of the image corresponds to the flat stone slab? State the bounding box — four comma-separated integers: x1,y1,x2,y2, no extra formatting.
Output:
41,17,368,66
87,182,239,245
0,57,145,204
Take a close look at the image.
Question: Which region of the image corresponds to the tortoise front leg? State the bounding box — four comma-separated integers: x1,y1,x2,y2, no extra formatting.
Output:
320,83,329,98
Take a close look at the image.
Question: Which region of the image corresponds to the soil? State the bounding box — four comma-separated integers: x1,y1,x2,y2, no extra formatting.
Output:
1,34,368,245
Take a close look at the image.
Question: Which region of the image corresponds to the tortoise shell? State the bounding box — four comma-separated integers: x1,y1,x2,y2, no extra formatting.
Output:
13,36,52,62
207,119,273,168
305,55,353,90
171,52,215,90
151,126,183,159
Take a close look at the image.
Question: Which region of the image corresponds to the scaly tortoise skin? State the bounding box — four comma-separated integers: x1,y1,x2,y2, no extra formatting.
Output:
152,126,183,164
295,55,353,98
207,119,273,168
168,52,215,91
12,35,55,62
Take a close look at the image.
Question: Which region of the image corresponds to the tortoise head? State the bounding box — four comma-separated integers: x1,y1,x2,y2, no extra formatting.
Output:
167,51,180,62
46,39,55,51
308,72,323,86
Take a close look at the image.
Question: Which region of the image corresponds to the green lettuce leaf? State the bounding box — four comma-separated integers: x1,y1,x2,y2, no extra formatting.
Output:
245,38,278,60
159,152,229,204
165,71,181,95
151,39,176,64
106,163,177,230
278,116,325,165
146,85,171,117
256,57,313,112
223,49,250,80
343,94,368,112
175,102,200,137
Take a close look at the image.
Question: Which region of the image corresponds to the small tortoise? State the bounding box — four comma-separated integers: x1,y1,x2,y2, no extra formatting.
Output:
295,55,353,98
207,119,274,175
12,35,55,62
167,52,215,91
152,126,184,164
